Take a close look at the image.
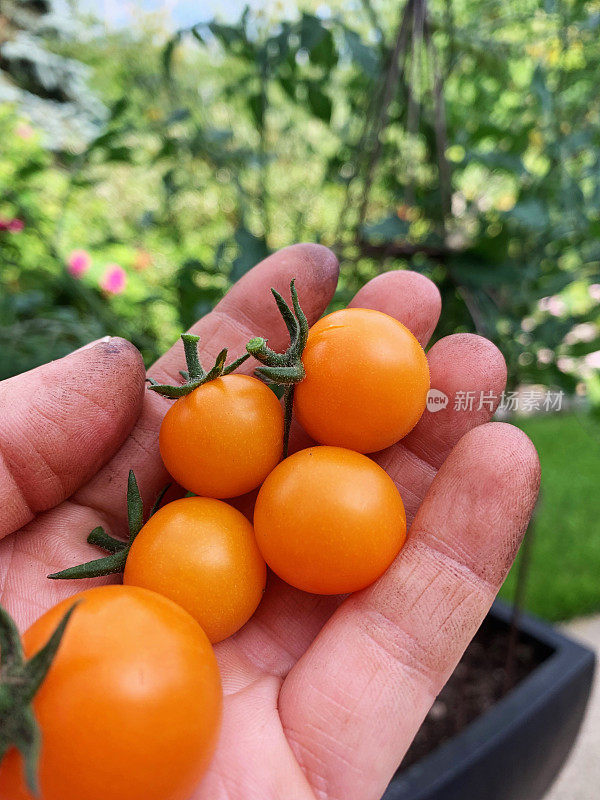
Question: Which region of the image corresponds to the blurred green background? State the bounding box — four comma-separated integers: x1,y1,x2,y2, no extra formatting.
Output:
1,0,599,621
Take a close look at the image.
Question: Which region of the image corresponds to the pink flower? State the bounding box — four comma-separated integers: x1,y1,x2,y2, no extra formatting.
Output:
564,323,597,345
557,356,575,373
585,350,600,369
589,284,600,302
100,264,127,295
538,295,566,317
0,217,24,232
67,249,91,277
16,123,34,140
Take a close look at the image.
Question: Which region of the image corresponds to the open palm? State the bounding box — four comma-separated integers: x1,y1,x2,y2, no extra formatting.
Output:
0,245,539,800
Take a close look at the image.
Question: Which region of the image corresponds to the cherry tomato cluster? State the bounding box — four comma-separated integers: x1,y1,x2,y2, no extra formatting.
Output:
0,280,429,800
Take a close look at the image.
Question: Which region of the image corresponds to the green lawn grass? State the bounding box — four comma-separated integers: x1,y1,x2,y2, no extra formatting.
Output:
499,412,600,621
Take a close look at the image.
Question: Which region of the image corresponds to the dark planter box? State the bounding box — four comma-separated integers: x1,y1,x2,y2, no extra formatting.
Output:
383,600,596,800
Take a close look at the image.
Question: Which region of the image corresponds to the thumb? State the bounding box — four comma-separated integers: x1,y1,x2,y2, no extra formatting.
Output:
0,337,145,540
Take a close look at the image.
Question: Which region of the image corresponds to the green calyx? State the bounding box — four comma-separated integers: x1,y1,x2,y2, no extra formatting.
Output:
246,279,309,457
48,471,169,582
0,601,77,796
147,333,250,399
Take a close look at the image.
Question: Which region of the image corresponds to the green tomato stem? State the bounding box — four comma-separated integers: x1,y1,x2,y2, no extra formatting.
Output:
47,472,168,582
282,386,295,459
48,550,128,581
245,279,308,459
148,334,250,399
86,526,126,554
0,602,78,796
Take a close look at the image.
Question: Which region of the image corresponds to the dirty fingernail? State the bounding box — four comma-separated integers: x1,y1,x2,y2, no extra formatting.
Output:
72,336,112,354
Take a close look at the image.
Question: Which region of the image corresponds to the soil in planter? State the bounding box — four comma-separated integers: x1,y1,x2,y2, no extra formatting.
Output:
399,612,554,771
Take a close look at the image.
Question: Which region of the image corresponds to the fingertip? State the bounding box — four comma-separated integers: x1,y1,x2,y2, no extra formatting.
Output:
70,337,146,435
464,421,541,493
94,336,146,378
426,333,507,407
0,338,146,538
402,333,508,469
297,242,340,291
448,421,542,540
430,333,507,379
349,269,442,345
69,335,144,370
217,244,339,346
282,243,340,321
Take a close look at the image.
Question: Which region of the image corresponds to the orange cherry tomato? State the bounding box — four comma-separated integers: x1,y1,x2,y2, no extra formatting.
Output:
124,496,266,643
253,446,407,594
0,585,222,800
294,308,430,453
159,374,283,498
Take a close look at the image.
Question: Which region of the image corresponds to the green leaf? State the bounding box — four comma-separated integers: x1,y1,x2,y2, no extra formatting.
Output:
343,28,379,78
266,24,292,67
166,108,191,125
248,93,264,128
175,259,223,328
191,26,206,45
231,226,271,282
110,97,128,121
162,32,181,77
279,75,296,100
48,551,128,580
509,199,549,231
209,22,253,59
361,215,410,241
309,29,337,69
127,470,144,540
154,137,178,161
88,128,118,152
449,258,521,288
15,160,45,181
530,64,552,116
103,146,133,163
300,14,326,51
307,83,332,123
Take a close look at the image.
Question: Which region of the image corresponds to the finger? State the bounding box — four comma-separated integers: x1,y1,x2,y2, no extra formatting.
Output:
403,333,508,469
0,338,145,541
348,269,441,346
279,423,540,800
0,245,339,625
377,333,507,523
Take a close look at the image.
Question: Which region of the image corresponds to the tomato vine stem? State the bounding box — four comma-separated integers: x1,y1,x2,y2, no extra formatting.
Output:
48,472,169,581
246,279,308,457
147,334,250,399
0,601,77,795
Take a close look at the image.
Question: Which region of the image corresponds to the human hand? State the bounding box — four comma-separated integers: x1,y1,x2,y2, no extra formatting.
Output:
0,244,540,800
